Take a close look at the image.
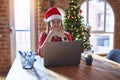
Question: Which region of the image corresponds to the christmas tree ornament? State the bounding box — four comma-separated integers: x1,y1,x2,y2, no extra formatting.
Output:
80,9,83,13
69,15,73,19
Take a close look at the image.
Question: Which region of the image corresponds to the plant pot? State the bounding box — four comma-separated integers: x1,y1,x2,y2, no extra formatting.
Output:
85,57,93,66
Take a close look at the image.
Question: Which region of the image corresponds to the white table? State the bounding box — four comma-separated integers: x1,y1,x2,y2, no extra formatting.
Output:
6,55,67,80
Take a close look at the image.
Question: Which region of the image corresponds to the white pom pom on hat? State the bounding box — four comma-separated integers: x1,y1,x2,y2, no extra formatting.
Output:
44,7,62,22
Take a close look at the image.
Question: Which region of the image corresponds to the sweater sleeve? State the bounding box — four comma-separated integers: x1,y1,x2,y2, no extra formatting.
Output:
38,32,46,55
65,32,73,41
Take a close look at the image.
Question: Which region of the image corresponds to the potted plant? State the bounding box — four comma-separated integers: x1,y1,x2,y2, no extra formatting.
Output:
84,49,93,66
85,54,93,66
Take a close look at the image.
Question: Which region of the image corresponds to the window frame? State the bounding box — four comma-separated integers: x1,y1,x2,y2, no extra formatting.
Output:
81,0,114,54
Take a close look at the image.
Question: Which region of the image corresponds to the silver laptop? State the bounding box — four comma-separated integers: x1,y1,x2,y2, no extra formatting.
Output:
43,41,83,67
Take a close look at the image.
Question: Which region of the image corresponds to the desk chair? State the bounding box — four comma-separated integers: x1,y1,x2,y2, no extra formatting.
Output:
106,49,120,63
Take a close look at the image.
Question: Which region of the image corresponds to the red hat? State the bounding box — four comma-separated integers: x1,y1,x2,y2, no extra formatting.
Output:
44,7,62,22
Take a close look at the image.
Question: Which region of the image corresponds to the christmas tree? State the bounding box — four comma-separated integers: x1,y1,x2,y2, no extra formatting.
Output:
64,0,92,50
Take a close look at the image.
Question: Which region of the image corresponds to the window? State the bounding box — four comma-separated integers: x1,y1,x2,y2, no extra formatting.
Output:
81,0,114,54
10,0,35,56
14,0,31,52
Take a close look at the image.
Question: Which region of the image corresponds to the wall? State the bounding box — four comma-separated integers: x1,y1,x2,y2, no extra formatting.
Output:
0,0,120,75
109,0,120,49
0,0,39,75
0,0,11,74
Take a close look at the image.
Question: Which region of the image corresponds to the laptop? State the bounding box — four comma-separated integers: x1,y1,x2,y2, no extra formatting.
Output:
43,41,83,67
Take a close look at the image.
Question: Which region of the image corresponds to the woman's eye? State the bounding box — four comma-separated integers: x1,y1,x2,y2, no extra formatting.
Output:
57,21,59,23
52,21,55,24
57,21,61,24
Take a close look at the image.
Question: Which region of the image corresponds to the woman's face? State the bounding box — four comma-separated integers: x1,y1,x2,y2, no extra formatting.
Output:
50,19,62,29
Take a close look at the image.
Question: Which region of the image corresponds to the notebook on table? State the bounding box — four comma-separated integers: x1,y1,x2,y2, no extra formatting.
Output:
43,41,83,67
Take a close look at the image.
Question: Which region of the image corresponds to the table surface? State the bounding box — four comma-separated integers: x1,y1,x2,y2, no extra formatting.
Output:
6,54,120,80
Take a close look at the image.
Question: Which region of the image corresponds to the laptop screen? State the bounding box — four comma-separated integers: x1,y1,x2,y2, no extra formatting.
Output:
43,42,83,67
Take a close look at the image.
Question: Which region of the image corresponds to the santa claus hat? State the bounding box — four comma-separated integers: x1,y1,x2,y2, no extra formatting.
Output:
44,7,62,22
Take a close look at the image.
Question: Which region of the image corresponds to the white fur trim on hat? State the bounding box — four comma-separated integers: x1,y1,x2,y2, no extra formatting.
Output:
44,14,62,22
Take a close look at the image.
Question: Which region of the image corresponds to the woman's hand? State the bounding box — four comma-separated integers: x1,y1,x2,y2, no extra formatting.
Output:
49,27,65,37
57,27,65,37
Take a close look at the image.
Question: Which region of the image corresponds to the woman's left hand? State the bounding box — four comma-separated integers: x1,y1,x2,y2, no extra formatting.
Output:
56,27,65,37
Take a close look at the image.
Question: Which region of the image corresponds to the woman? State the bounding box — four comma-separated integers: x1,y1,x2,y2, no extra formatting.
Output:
38,7,73,57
